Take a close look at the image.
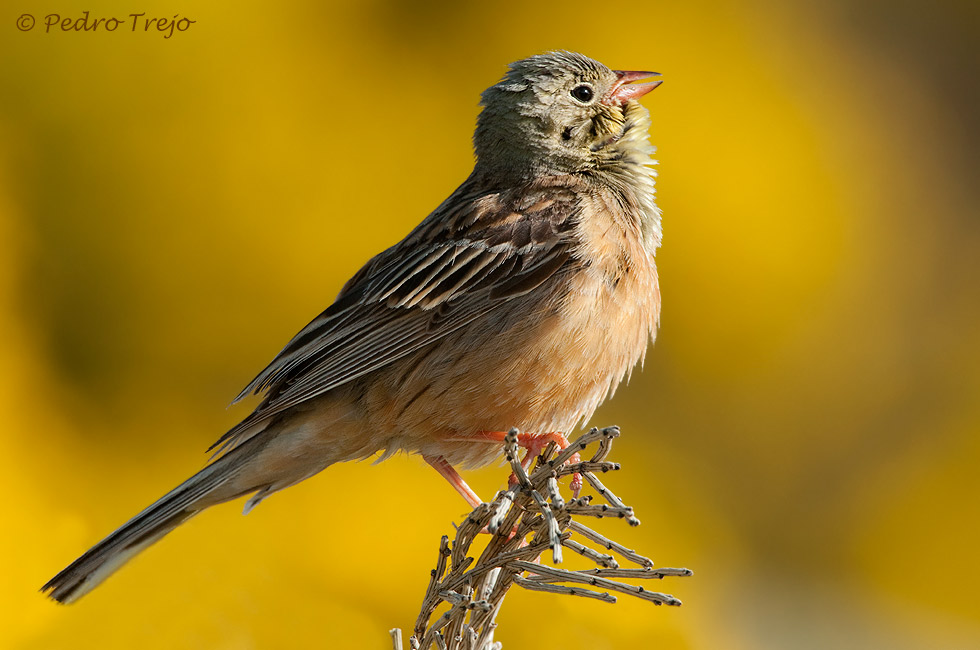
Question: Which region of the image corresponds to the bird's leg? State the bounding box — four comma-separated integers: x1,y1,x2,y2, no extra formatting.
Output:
423,455,525,540
457,430,583,497
423,454,483,508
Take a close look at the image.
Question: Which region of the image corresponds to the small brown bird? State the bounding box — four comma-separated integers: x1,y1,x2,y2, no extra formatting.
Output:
42,51,663,603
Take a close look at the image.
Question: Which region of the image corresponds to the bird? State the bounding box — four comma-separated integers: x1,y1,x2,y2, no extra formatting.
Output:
41,50,663,604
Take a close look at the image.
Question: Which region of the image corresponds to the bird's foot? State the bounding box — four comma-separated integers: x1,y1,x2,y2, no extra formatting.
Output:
429,430,583,512
511,431,582,497
464,430,582,497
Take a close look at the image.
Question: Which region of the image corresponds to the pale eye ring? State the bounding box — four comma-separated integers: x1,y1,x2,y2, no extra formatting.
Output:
570,84,594,103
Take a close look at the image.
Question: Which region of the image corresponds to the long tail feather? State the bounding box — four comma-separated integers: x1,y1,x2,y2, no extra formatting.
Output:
41,437,266,604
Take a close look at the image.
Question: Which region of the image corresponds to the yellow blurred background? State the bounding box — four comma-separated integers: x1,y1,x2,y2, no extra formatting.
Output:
2,0,978,648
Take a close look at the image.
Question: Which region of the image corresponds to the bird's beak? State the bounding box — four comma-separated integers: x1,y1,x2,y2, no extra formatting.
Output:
606,70,662,105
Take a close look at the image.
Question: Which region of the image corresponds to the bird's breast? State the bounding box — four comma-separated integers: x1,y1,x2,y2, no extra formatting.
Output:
371,216,659,468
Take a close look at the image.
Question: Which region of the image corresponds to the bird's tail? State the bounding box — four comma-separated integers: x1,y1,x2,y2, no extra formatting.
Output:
41,436,268,604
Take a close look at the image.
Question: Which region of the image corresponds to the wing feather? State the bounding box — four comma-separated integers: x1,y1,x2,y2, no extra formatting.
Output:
213,178,583,453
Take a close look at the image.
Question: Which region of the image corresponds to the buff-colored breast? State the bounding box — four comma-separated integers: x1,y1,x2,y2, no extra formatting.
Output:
363,191,660,468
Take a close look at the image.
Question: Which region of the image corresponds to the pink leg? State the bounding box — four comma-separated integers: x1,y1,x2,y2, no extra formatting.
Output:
425,455,521,538
424,455,483,508
450,430,583,497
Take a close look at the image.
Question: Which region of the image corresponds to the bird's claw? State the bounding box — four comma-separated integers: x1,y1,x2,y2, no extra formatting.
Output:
513,431,582,496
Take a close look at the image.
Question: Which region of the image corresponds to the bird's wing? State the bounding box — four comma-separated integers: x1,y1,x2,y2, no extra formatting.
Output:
209,179,582,454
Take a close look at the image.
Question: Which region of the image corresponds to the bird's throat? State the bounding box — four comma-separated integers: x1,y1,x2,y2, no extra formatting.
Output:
595,102,662,251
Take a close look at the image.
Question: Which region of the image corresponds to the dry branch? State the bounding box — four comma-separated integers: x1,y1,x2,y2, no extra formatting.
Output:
392,427,691,650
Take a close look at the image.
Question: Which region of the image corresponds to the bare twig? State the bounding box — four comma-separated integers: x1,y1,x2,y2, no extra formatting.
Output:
511,575,616,603
568,520,655,568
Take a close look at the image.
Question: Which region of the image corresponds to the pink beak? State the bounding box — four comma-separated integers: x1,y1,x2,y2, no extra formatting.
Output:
606,70,662,105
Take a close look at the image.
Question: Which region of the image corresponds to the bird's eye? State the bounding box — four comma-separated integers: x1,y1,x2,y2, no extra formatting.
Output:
570,84,594,103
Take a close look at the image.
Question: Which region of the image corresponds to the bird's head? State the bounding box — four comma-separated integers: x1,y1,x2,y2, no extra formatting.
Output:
474,51,661,179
